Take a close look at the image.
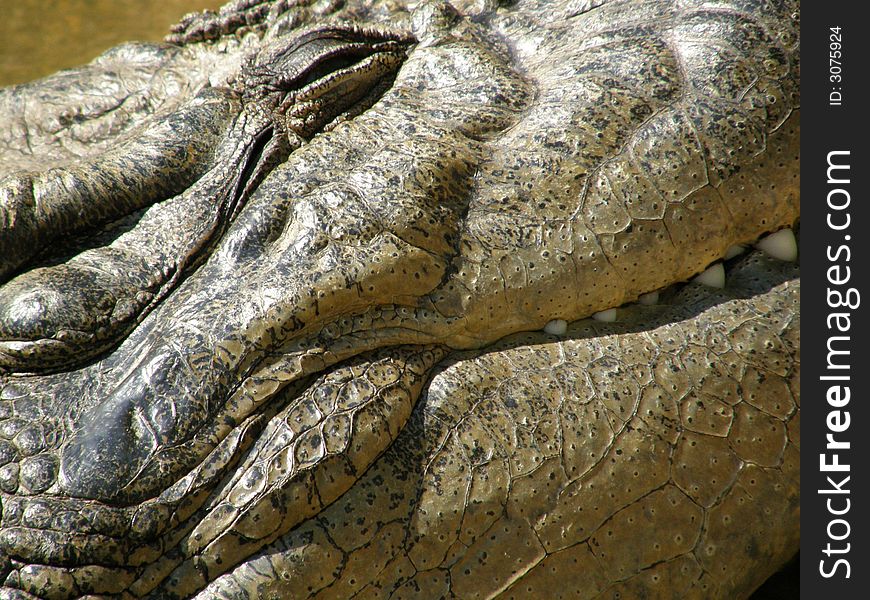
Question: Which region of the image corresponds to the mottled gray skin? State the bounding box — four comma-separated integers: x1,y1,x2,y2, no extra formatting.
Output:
0,0,799,598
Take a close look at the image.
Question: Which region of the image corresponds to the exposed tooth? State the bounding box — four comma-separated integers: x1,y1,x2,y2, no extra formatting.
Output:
755,228,798,261
724,244,746,260
638,291,659,305
543,319,567,335
592,308,617,322
694,263,725,288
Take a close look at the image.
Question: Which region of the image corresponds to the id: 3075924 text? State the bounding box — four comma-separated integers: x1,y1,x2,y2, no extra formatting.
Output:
829,26,843,106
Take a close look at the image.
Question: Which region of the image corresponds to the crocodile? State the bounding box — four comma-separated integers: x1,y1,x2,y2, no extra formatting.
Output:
0,0,799,598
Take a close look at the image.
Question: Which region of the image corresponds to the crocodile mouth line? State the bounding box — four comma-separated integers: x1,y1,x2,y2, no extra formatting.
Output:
0,242,797,584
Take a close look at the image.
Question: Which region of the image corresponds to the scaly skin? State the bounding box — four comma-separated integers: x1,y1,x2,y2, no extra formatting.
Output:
0,0,799,598
194,252,798,600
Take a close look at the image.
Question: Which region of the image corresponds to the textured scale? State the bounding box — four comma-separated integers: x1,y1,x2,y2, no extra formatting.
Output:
194,253,799,600
0,0,799,598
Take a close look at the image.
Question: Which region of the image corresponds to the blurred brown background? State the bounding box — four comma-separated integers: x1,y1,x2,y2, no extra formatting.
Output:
0,0,222,86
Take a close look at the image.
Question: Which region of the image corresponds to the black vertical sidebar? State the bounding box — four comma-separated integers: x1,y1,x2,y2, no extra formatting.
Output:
801,1,870,597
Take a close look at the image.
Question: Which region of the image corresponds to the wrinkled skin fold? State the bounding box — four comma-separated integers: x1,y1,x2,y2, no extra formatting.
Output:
0,0,798,598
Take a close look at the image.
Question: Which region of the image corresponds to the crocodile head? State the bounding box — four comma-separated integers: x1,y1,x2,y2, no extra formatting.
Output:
0,0,799,598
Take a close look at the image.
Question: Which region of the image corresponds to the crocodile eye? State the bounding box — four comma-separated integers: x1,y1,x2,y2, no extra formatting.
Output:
250,26,415,94
240,26,415,139
298,53,360,86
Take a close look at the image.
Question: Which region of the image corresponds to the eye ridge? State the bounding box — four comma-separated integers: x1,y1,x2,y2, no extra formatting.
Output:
234,25,414,141
239,25,415,100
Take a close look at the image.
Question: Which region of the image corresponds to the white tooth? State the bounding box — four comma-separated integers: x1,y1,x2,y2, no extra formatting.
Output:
638,291,659,305
724,244,746,260
592,308,617,322
694,263,725,288
755,228,798,262
543,319,567,335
